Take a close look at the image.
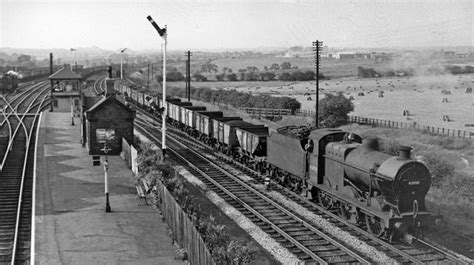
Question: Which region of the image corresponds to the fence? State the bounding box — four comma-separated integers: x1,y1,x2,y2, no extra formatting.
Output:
121,138,138,174
348,116,473,139
239,107,316,117
160,184,215,265
238,107,473,139
239,107,292,116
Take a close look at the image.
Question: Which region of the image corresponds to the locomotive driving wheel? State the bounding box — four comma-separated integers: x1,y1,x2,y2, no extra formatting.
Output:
318,191,334,210
365,215,385,237
338,203,353,221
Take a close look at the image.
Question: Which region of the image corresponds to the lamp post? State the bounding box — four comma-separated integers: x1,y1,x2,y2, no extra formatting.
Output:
101,141,112,212
120,48,127,80
147,15,167,161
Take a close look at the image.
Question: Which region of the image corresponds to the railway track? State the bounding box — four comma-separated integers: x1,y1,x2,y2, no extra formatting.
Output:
93,76,106,95
133,106,470,264
136,117,374,263
0,83,48,264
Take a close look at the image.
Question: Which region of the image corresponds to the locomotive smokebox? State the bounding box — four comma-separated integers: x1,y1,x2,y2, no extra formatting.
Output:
398,146,412,160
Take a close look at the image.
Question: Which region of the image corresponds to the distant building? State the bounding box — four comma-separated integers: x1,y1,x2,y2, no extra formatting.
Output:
335,52,356,59
455,52,471,58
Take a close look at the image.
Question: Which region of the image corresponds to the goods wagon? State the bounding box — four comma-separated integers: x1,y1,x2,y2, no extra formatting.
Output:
195,111,224,140
235,126,269,159
181,106,206,130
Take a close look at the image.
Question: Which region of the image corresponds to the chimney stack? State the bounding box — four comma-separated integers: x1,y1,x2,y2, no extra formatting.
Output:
49,53,53,74
105,66,115,97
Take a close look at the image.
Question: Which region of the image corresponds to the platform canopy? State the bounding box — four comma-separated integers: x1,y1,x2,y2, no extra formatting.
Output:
49,66,82,80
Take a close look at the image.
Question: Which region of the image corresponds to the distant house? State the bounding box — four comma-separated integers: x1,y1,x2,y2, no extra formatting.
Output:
335,52,356,59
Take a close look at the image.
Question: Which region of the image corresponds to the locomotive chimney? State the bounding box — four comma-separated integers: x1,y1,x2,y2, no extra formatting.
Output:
398,146,412,160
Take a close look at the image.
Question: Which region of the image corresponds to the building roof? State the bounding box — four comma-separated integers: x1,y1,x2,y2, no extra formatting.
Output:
49,67,82,80
85,95,135,118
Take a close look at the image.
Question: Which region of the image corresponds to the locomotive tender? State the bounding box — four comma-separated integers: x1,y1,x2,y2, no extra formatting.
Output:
120,85,442,241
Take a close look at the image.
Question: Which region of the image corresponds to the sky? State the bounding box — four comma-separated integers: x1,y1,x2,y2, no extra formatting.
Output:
0,0,472,51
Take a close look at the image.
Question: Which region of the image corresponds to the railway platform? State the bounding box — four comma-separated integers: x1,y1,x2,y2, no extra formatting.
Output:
34,111,183,264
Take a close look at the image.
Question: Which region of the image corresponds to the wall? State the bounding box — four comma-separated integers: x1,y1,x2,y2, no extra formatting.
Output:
52,96,80,113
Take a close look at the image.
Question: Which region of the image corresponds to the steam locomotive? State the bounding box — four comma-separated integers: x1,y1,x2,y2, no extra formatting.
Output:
120,85,442,242
0,71,19,92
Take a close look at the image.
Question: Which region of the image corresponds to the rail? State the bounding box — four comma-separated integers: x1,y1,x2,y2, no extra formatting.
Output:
11,94,47,264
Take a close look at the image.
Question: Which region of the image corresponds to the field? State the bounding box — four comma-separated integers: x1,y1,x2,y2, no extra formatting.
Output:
168,73,474,132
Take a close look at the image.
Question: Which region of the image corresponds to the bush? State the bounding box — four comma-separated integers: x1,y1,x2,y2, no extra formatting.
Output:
420,151,455,187
169,87,301,112
426,136,472,150
317,92,354,127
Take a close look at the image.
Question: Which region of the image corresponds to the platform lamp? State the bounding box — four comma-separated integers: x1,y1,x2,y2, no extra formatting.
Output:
101,140,112,212
146,15,167,161
120,48,127,80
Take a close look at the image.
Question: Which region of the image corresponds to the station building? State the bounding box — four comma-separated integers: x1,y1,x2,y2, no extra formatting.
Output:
84,79,135,156
49,66,82,113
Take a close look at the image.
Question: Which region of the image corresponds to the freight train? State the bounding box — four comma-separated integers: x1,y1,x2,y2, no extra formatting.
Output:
119,85,443,242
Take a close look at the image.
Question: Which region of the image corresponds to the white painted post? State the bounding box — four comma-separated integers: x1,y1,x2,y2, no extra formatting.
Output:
162,26,167,161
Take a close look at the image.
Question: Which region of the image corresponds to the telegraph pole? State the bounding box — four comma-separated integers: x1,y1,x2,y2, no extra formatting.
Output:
185,51,192,101
147,15,168,161
312,41,323,128
147,63,150,89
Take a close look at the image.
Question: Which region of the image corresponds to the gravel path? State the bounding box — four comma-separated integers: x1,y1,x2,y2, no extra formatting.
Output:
175,166,302,264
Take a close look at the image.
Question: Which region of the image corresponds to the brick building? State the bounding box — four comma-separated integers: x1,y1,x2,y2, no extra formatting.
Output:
85,95,135,155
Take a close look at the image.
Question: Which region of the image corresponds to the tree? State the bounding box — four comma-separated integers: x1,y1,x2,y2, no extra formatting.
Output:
222,66,228,73
215,73,225,81
270,63,280,70
200,61,218,73
192,73,207,81
259,72,275,81
317,92,354,128
280,62,291,69
226,73,238,81
278,72,292,81
246,66,258,72
167,71,185,81
263,66,268,71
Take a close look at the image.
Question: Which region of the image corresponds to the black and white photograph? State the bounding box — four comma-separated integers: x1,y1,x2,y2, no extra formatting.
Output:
0,0,472,264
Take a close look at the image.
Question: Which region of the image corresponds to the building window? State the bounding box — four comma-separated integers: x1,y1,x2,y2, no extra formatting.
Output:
74,99,79,106
53,100,58,107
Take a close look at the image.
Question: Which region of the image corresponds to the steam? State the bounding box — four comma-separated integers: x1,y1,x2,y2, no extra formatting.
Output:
390,51,448,76
6,70,20,77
